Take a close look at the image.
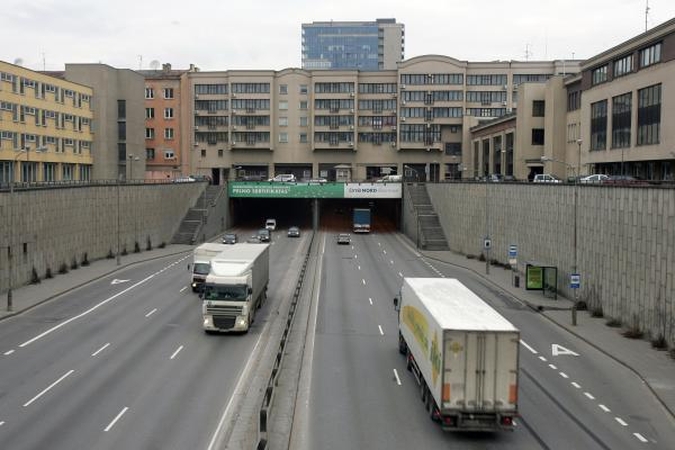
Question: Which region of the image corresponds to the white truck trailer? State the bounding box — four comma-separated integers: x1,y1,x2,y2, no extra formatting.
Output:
191,243,229,292
201,243,270,333
394,277,519,431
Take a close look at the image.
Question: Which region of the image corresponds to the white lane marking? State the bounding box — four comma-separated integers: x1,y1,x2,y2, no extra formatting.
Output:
179,286,188,293
92,343,110,357
110,279,130,285
357,265,361,271
519,340,538,354
378,325,384,335
559,372,569,379
599,404,611,412
615,417,628,426
383,250,387,254
362,279,366,285
170,345,184,360
393,369,401,386
398,272,403,277
548,364,558,370
145,308,157,318
0,421,5,427
104,407,129,432
584,392,595,400
4,350,15,356
368,297,373,305
23,369,74,407
633,433,648,443
390,260,394,265
539,356,548,362
354,253,357,258
20,274,156,348
571,382,581,389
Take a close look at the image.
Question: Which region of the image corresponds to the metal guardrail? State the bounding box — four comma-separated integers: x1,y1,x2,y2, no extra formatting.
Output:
255,232,315,450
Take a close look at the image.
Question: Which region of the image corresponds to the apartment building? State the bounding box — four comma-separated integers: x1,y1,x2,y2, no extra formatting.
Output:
302,18,405,71
182,56,577,183
139,64,192,181
0,60,94,185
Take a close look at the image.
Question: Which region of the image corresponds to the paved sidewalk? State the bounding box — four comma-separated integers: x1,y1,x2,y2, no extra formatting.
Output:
420,249,675,420
0,244,194,321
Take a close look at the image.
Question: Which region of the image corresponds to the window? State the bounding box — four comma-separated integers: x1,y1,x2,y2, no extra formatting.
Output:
279,132,288,143
299,116,308,127
218,149,224,157
590,100,607,151
299,133,308,143
164,107,174,119
145,128,155,139
591,65,608,85
145,108,154,119
532,100,545,117
639,42,661,68
279,117,288,127
279,101,288,110
531,129,544,145
279,84,288,95
164,128,174,139
567,90,581,112
163,88,174,99
613,54,633,78
299,85,308,95
637,84,661,146
146,148,155,160
299,101,308,110
145,87,154,99
117,100,126,119
164,150,175,160
611,93,631,149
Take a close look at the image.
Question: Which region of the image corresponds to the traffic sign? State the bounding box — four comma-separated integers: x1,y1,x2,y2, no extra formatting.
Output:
570,273,581,289
508,244,517,258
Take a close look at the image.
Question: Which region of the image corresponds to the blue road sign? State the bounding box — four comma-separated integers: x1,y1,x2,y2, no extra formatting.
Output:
508,244,518,258
570,273,581,289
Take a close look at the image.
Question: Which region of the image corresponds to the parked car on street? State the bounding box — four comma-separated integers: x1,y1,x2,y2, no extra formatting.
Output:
579,174,610,184
602,175,648,186
533,173,563,183
287,226,300,237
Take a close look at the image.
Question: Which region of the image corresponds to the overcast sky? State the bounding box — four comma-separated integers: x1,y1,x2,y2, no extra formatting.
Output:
2,0,674,72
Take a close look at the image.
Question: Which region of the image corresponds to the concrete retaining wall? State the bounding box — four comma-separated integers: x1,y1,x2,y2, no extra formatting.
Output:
421,182,675,345
0,183,203,292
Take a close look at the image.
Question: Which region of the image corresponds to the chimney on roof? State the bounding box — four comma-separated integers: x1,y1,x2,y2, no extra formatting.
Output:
162,63,172,72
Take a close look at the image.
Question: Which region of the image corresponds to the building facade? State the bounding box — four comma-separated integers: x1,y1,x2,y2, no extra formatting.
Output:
301,18,404,71
0,60,94,185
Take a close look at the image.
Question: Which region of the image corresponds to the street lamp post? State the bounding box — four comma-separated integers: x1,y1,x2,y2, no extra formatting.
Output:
485,174,490,274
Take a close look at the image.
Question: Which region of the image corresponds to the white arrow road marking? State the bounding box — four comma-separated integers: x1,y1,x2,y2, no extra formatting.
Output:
552,344,579,356
111,279,130,285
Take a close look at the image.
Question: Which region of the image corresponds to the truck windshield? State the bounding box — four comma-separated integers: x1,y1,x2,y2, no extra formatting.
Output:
203,284,248,301
193,263,211,275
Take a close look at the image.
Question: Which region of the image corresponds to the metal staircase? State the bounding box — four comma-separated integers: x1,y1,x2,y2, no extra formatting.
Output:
171,185,222,244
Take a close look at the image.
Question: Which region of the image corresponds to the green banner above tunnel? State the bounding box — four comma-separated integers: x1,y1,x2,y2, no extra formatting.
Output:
228,182,402,199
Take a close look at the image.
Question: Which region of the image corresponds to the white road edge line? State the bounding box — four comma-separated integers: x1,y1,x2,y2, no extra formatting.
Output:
378,325,384,335
92,343,110,357
104,407,129,432
23,369,74,407
170,345,184,360
519,340,538,354
599,404,611,412
615,417,628,426
633,432,648,443
145,308,157,318
19,274,156,348
179,286,188,292
368,297,373,305
4,350,15,356
393,369,401,386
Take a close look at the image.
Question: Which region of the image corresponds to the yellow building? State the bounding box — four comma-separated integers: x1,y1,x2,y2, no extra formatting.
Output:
0,61,94,184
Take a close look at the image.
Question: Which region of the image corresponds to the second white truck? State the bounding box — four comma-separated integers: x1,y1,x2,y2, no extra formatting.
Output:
201,243,270,333
394,277,520,431
191,242,229,292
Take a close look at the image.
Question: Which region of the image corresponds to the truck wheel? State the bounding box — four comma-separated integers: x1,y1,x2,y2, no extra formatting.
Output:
420,382,427,403
406,351,412,372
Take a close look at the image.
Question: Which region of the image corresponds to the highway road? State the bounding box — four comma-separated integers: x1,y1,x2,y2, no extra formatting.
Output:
0,229,308,450
301,231,675,450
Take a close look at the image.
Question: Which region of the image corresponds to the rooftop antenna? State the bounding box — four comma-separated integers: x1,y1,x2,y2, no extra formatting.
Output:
138,55,143,70
524,44,532,61
41,52,46,70
645,0,650,32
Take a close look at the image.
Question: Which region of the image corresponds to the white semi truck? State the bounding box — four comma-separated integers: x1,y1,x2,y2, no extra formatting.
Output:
394,277,520,431
201,243,270,333
191,243,229,292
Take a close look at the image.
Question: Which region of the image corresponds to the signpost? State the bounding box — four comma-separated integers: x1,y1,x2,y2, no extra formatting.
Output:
508,244,518,287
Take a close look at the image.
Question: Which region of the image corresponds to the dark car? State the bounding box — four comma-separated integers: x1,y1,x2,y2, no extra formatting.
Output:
337,233,351,245
222,233,237,244
602,175,648,186
257,228,271,242
287,226,300,237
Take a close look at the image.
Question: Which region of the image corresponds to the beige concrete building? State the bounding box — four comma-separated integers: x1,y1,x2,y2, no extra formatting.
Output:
0,60,94,184
181,57,578,184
